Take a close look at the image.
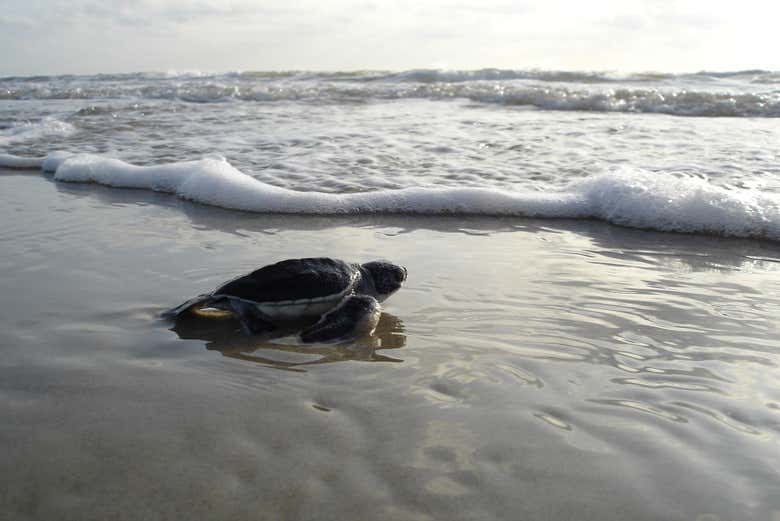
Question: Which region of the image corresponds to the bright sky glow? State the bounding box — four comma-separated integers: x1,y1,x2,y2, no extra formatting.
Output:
1,0,778,75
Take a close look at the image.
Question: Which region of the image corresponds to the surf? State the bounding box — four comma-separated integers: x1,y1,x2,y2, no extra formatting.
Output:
2,152,778,241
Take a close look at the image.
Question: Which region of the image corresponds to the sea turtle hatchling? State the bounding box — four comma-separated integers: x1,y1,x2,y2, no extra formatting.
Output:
162,257,407,343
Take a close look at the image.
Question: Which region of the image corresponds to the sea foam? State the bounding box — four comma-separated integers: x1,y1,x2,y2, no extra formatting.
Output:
0,118,76,146
1,153,778,240
0,154,46,169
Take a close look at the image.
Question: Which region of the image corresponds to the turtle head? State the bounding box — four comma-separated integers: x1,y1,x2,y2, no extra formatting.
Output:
361,260,407,302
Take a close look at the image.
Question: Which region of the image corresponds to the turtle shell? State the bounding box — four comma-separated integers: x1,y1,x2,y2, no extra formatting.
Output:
214,258,359,319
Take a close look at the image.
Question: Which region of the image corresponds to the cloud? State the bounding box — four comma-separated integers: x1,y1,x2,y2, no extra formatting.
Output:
0,0,778,75
0,15,36,29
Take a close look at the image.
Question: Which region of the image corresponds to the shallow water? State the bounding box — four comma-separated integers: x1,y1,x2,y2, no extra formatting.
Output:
2,70,780,193
4,98,780,194
2,172,780,520
4,70,780,244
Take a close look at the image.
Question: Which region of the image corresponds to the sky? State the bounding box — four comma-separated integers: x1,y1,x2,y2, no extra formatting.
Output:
1,0,778,75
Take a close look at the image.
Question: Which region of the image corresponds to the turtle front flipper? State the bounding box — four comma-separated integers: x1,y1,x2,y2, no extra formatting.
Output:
227,299,276,335
300,295,381,343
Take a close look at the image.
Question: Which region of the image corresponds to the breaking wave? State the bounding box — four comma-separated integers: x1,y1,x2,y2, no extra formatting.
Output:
2,152,778,241
1,69,778,117
0,118,75,146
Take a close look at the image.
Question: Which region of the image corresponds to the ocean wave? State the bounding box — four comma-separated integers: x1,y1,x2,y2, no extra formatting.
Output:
378,69,623,84
2,153,778,241
0,118,76,146
4,69,776,85
371,68,778,84
2,77,778,117
0,153,46,168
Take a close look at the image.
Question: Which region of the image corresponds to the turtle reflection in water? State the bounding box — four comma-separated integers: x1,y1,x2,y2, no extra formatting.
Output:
171,310,407,371
163,258,407,344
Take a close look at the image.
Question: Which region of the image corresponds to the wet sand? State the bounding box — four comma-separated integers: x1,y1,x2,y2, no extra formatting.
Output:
2,170,780,521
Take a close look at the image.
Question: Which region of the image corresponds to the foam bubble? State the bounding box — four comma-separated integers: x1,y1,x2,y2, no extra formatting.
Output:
576,169,779,239
41,151,73,172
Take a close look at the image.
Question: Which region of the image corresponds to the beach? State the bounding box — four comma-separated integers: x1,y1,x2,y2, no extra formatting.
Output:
2,170,780,520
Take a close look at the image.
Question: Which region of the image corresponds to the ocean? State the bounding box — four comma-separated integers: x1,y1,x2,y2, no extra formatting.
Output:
1,69,780,520
2,69,780,237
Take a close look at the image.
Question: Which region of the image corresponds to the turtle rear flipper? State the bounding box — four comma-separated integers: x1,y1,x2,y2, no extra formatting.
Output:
227,299,276,335
161,294,221,319
300,295,381,343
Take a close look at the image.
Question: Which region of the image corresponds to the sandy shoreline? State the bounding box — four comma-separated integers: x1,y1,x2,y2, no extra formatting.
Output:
2,170,780,520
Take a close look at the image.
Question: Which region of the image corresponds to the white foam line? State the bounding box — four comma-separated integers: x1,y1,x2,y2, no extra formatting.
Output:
0,154,45,169
51,153,589,217
2,152,779,240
